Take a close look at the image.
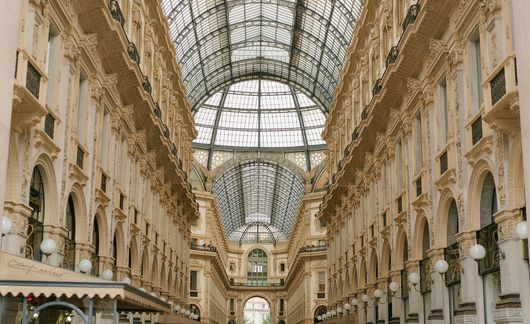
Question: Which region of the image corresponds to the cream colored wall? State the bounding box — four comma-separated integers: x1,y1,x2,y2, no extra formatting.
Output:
1,0,198,310
320,0,529,323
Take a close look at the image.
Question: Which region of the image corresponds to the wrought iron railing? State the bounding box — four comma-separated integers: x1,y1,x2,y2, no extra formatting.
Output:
444,243,461,286
386,46,399,68
26,62,41,99
439,150,448,175
299,245,327,253
490,68,506,106
108,0,125,28
231,280,284,287
101,172,107,192
420,258,432,293
416,176,422,197
142,76,152,93
476,222,501,275
76,146,84,169
372,79,382,97
153,103,162,118
62,238,76,270
44,113,55,138
402,4,420,32
361,105,369,120
190,244,217,252
471,116,483,145
127,42,140,64
352,127,359,141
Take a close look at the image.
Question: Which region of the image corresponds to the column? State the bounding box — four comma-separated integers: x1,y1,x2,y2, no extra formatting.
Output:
0,0,22,247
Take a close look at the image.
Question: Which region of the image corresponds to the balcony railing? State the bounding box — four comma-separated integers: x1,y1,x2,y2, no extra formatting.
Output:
76,146,84,169
416,176,422,197
142,76,152,94
471,116,483,145
444,243,461,286
101,172,107,192
44,113,55,139
127,42,140,64
171,143,178,156
372,79,382,97
352,127,359,141
154,103,162,118
190,244,217,252
386,46,399,68
108,0,125,28
230,280,285,287
26,62,42,99
439,150,448,175
299,245,327,253
163,124,170,139
361,105,369,120
476,222,501,275
490,68,506,106
402,4,420,32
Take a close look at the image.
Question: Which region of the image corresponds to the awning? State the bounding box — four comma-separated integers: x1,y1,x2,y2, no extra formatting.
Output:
0,252,171,313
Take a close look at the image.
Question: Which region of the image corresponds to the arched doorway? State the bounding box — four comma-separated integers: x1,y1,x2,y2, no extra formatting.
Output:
243,297,270,324
314,305,327,323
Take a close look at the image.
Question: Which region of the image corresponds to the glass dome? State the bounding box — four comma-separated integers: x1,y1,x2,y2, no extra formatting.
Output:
193,80,326,149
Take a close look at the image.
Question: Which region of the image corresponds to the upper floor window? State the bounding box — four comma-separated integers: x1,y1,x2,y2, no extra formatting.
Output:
414,114,423,173
319,219,327,228
469,31,483,114
247,249,268,283
438,78,449,147
76,73,88,142
46,27,59,107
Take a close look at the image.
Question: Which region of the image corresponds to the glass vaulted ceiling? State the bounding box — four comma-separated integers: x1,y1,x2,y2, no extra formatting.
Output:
193,79,326,154
161,0,363,111
212,160,305,243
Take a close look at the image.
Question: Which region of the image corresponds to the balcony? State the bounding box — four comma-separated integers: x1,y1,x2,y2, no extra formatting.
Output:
142,76,152,94
402,4,420,32
12,50,47,131
230,280,285,288
108,0,125,28
385,46,399,68
299,245,327,253
361,105,369,121
127,42,140,64
190,244,217,253
372,79,382,97
483,54,519,131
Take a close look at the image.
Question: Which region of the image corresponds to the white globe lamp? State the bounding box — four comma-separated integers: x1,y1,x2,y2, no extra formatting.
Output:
78,259,92,273
516,221,528,240
40,239,57,255
351,298,358,306
470,244,487,260
389,281,399,293
344,302,351,311
435,260,449,274
408,272,420,285
361,294,369,303
122,277,132,285
2,217,12,235
374,288,383,299
101,269,113,280
317,315,322,321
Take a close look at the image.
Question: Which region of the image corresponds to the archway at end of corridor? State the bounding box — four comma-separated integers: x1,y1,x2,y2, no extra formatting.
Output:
243,296,270,324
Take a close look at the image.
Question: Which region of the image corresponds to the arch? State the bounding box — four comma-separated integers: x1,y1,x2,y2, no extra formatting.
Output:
141,246,150,280
368,248,378,284
32,154,58,225
314,305,327,323
381,239,392,277
507,138,526,208
114,223,126,267
189,303,201,320
66,183,88,243
151,254,160,288
467,159,496,230
436,188,459,247
92,206,110,257
359,257,367,288
393,227,409,269
351,264,358,291
412,215,430,260
480,172,498,228
247,248,269,283
129,235,139,274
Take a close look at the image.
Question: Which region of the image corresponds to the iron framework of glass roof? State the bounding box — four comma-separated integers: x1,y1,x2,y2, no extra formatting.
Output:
193,79,326,170
212,160,305,243
161,0,363,111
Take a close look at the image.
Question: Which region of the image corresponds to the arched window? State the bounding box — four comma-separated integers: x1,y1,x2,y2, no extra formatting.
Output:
445,199,461,323
64,195,76,270
27,167,45,261
247,249,268,284
420,223,431,323
91,216,100,275
477,172,501,323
